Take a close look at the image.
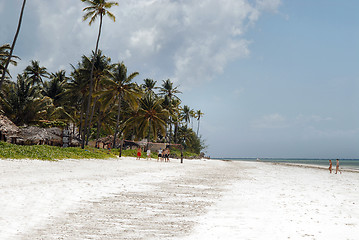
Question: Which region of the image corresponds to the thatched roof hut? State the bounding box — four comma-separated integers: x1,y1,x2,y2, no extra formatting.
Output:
95,135,121,148
18,126,62,145
0,115,19,134
0,115,19,142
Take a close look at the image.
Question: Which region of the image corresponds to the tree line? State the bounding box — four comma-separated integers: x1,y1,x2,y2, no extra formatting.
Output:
0,54,205,153
0,0,205,154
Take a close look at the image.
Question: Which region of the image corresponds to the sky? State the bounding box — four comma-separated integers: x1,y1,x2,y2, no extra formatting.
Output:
1,0,358,158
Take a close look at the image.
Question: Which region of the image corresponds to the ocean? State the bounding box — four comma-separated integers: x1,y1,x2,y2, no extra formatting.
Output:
216,158,359,171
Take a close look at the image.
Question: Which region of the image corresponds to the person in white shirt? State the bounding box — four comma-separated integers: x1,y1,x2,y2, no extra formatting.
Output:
147,149,151,160
158,148,162,162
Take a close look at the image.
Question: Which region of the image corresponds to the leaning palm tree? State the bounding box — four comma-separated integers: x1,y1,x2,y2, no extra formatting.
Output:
0,0,27,91
99,62,141,147
0,44,20,80
80,0,119,148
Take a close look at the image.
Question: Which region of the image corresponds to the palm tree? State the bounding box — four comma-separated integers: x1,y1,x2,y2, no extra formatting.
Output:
80,0,119,148
0,44,20,80
124,93,169,142
42,70,68,106
0,0,27,91
177,125,203,154
195,110,204,137
159,79,181,142
181,105,191,127
63,66,91,138
0,74,51,125
189,108,195,129
159,79,181,101
170,98,181,143
99,62,140,147
141,78,157,93
82,51,113,144
24,60,49,86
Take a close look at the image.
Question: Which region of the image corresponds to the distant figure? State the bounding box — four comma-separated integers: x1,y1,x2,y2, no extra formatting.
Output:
136,147,142,160
328,160,332,173
158,148,162,162
166,148,170,162
163,148,169,162
335,159,342,174
107,144,111,154
147,149,151,160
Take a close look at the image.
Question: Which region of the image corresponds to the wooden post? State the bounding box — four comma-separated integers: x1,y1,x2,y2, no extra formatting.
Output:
119,139,123,157
180,145,183,164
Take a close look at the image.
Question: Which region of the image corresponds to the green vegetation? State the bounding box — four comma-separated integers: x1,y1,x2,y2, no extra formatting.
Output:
0,141,116,160
0,142,201,161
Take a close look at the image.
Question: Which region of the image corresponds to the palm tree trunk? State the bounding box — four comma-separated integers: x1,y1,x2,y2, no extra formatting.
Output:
174,122,178,144
0,0,26,91
79,101,85,138
197,118,200,137
86,97,98,145
96,110,101,148
113,93,123,148
82,14,103,148
147,119,151,144
169,117,173,143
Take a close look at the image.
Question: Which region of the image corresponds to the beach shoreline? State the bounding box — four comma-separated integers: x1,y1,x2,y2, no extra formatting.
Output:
1,157,358,239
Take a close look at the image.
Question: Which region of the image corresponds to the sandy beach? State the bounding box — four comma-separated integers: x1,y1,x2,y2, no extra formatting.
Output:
0,157,358,240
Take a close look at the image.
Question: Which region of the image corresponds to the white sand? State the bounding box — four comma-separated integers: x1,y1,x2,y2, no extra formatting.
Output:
0,158,358,240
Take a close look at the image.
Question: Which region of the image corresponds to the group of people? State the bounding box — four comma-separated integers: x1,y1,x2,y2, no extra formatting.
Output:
329,159,342,174
136,147,170,162
157,148,170,162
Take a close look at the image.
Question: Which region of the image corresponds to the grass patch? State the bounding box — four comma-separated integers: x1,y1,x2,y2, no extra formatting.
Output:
0,141,117,161
0,142,201,161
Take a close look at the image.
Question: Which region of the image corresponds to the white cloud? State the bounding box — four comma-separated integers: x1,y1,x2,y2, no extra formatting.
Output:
256,0,282,12
252,113,333,130
295,114,333,123
252,113,288,129
233,88,244,98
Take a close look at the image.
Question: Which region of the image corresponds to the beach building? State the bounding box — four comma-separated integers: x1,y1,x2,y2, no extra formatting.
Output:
17,126,63,146
0,114,20,143
0,115,79,147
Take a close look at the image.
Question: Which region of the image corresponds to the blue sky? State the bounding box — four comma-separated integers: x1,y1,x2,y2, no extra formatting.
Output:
1,0,358,158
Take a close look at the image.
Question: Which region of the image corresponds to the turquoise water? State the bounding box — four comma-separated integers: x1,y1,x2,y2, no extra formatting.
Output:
216,158,359,171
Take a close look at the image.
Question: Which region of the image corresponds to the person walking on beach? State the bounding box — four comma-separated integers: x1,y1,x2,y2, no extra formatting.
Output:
146,149,151,160
158,148,162,162
136,147,142,160
329,160,332,173
166,148,170,162
335,159,342,174
163,148,169,162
